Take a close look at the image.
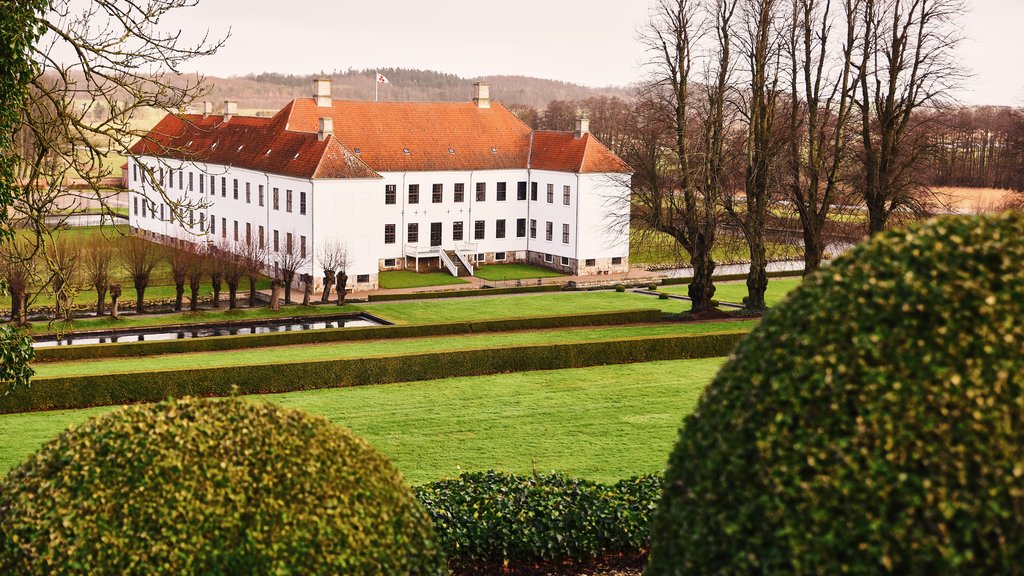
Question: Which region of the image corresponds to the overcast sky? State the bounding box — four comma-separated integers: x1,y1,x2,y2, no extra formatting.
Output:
160,0,1022,106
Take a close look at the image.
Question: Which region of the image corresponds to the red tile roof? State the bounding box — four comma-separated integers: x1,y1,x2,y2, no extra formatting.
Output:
530,131,631,174
131,99,630,179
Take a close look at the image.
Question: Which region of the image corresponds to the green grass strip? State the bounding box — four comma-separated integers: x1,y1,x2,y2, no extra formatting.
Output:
3,331,746,414
35,320,756,378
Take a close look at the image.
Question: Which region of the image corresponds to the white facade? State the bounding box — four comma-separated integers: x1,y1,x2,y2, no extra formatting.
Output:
127,90,631,291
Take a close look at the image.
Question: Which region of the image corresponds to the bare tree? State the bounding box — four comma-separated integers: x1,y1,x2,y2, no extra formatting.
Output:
47,235,82,322
82,232,114,315
1,240,38,325
784,0,859,273
237,238,267,308
219,240,245,309
165,242,193,312
185,244,204,312
121,236,161,314
277,231,309,305
109,283,122,319
207,242,225,308
851,0,964,233
633,0,738,312
723,0,786,310
318,240,349,303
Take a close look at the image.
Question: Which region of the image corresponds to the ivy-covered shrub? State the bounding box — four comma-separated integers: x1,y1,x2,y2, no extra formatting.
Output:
648,213,1024,574
0,397,446,575
415,471,660,569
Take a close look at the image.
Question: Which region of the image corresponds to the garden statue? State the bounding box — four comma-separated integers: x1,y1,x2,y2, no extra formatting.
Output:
269,279,282,310
301,273,313,306
336,271,348,305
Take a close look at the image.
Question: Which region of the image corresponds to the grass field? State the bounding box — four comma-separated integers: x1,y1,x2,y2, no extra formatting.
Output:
378,270,469,289
0,358,725,483
630,229,805,266
474,263,563,282
661,277,802,307
8,277,272,313
33,320,756,378
358,290,691,324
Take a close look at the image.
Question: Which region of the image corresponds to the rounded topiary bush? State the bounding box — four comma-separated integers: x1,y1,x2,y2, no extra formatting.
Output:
0,397,446,575
648,213,1024,575
615,284,626,292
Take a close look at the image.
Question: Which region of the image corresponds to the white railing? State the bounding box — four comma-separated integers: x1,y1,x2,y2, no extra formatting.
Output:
439,249,458,277
454,243,476,276
404,244,441,258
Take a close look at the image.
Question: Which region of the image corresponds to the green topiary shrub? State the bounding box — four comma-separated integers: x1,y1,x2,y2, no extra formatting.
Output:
659,292,670,300
648,213,1024,575
648,283,659,291
0,397,446,575
615,284,626,292
415,471,661,570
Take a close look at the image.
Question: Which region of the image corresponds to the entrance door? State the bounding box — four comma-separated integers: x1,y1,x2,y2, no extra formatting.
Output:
430,222,442,247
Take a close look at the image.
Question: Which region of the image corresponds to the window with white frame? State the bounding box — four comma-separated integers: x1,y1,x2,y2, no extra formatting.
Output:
563,185,571,206
545,221,553,241
562,223,570,244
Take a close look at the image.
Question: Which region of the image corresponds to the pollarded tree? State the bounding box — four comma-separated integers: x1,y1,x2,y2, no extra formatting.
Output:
319,239,349,303
165,243,193,312
121,236,161,314
185,244,204,312
277,231,309,305
46,235,82,322
237,237,267,308
207,242,225,308
82,232,114,316
0,239,38,326
218,239,245,309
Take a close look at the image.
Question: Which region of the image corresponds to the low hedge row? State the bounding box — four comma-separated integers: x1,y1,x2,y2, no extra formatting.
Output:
4,330,747,413
33,309,663,362
414,471,661,570
660,269,803,286
367,283,562,302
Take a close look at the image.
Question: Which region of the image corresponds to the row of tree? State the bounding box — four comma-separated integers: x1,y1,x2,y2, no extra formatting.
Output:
1,232,353,325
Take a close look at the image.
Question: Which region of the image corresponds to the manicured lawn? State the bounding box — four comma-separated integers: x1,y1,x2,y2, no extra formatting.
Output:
661,277,802,307
33,320,756,378
27,298,354,336
0,358,726,483
356,290,691,324
630,228,805,266
378,270,468,289
9,277,272,313
474,263,563,282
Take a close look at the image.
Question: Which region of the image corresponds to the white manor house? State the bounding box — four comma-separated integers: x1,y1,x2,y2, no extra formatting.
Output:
127,81,632,291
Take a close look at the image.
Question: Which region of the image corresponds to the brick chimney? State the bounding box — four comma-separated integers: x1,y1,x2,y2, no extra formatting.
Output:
473,82,490,109
318,117,333,141
574,115,590,139
223,100,237,122
202,101,213,119
314,78,332,108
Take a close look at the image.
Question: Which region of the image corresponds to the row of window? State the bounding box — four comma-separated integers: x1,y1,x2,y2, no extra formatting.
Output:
385,182,572,206
384,219,571,244
133,165,308,215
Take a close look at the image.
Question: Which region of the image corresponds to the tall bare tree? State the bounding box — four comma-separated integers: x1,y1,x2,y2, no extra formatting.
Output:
237,238,266,308
47,235,82,322
219,240,245,309
185,244,204,312
277,231,309,305
83,233,114,316
318,240,349,303
785,0,859,273
634,0,738,312
165,243,193,312
851,0,964,233
0,240,38,325
724,0,785,310
122,236,160,314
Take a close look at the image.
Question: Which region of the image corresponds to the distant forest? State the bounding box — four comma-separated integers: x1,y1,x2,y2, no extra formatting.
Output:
201,68,628,112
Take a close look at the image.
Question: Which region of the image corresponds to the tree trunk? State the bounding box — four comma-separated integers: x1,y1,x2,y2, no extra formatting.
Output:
248,274,258,307
110,284,122,319
270,280,282,310
302,279,312,306
10,290,21,323
336,273,348,306
228,282,238,309
321,270,335,302
174,283,185,311
134,280,147,314
17,293,28,325
188,280,200,311
283,272,293,304
95,285,107,316
211,278,222,308
801,216,824,275
745,234,768,311
53,278,65,317
688,249,716,313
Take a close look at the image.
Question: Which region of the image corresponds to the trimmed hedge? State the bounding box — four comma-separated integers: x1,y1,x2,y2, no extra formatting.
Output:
648,214,1024,574
4,330,746,413
415,471,660,570
0,397,446,574
367,283,561,302
34,309,662,362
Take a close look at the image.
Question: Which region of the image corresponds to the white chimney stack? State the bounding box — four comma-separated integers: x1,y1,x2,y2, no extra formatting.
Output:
314,78,332,108
223,100,237,122
318,117,333,141
574,115,590,139
202,101,213,119
473,82,490,109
